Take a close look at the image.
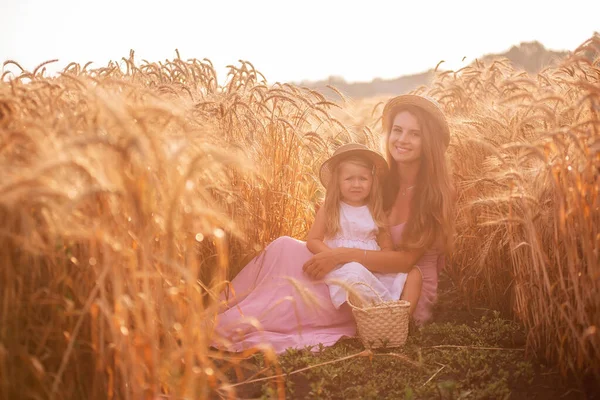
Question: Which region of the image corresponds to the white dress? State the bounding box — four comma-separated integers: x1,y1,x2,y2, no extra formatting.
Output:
323,202,408,308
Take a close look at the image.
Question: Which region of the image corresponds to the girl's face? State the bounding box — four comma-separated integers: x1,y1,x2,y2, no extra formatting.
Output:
337,161,373,207
387,110,423,164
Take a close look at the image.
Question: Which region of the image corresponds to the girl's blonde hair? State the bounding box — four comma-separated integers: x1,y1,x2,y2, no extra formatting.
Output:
383,105,455,254
322,155,386,239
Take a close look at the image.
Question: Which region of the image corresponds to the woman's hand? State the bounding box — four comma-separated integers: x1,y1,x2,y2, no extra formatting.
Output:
303,248,349,280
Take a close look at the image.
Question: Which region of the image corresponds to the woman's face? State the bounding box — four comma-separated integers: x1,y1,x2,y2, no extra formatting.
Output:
387,110,423,165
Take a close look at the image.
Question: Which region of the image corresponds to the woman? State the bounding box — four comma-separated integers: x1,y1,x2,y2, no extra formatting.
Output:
213,95,454,352
303,94,454,324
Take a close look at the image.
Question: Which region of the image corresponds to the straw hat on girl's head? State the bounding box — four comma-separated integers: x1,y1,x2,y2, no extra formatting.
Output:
319,143,389,188
382,94,451,148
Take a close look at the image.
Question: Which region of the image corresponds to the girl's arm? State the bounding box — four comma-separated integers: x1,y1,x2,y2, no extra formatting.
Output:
306,207,331,255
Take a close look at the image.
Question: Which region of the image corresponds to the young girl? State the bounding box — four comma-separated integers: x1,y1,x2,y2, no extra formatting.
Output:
306,143,408,308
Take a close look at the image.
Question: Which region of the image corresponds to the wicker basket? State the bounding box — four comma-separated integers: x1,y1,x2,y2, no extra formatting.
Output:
347,283,411,349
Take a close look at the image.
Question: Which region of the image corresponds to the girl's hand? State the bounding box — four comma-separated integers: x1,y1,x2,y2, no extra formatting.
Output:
303,248,345,280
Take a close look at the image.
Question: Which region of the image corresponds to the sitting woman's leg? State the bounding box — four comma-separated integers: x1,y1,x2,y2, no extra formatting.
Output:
212,238,358,352
400,267,422,316
218,236,310,309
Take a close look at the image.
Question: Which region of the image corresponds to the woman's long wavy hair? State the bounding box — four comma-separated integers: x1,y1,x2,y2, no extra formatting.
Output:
383,105,455,254
322,156,386,239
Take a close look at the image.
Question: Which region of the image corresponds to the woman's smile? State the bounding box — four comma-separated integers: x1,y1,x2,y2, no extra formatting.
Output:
394,144,412,154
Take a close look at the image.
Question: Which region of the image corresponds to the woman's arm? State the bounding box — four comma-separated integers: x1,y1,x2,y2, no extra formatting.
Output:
305,207,331,255
303,245,425,280
357,247,425,273
364,226,425,272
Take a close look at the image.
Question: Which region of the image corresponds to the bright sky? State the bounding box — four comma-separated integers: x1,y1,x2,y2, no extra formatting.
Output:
1,0,598,84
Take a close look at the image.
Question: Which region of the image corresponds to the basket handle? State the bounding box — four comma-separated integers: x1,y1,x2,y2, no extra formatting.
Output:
346,281,386,309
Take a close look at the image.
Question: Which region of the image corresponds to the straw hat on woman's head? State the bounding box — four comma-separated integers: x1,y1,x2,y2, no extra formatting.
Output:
319,143,389,188
382,94,450,148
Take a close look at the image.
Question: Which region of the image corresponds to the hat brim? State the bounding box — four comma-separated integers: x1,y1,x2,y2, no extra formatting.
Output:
319,148,388,188
382,95,450,148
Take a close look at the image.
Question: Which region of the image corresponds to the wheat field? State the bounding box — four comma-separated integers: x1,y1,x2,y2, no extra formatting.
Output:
1,34,598,399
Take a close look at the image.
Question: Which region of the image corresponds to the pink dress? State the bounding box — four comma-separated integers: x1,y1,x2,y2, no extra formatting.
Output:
213,236,356,353
212,224,443,353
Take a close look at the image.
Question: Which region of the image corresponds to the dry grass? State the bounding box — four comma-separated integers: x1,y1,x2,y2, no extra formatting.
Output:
339,33,600,385
1,33,599,399
0,51,358,399
440,35,600,383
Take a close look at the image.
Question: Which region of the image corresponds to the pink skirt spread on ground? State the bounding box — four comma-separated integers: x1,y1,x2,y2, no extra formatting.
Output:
213,236,356,353
212,224,443,353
